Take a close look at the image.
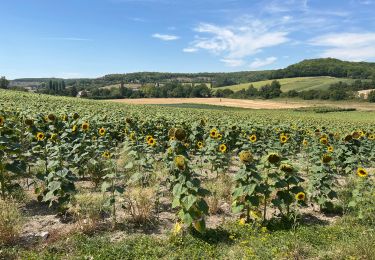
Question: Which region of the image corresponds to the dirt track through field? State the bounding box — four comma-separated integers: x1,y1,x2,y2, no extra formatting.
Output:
109,98,375,110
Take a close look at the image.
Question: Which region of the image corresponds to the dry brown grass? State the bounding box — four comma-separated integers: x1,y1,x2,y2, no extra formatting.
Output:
0,199,23,245
124,186,157,225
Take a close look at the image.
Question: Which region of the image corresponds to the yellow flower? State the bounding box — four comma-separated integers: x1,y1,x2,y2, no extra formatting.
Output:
197,141,204,149
98,127,106,136
352,131,361,139
280,134,288,144
36,132,45,141
0,116,4,125
217,133,223,140
357,167,368,178
81,122,89,131
302,139,308,147
147,137,156,146
49,133,58,142
249,134,257,143
327,146,334,153
295,192,305,201
102,151,111,159
239,218,246,226
72,125,78,132
129,132,136,141
368,134,375,140
174,155,186,170
61,114,68,121
219,144,227,153
320,137,328,145
146,135,153,142
172,222,182,235
210,128,218,138
239,150,253,164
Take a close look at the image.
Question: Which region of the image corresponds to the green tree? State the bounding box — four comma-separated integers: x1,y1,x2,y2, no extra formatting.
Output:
0,76,9,89
368,90,375,102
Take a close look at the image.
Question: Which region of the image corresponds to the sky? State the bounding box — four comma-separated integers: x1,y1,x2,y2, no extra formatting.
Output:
1,0,375,79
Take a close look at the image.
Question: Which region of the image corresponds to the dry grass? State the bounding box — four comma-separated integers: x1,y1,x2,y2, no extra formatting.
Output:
124,186,157,225
0,199,23,245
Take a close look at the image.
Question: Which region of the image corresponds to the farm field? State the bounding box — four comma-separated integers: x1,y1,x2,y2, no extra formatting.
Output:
110,97,375,111
0,89,375,259
215,76,354,92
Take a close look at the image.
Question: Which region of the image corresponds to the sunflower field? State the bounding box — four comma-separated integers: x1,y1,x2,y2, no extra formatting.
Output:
1,89,375,258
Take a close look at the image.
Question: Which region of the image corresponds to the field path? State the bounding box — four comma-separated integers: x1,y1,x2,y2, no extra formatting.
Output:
109,98,375,110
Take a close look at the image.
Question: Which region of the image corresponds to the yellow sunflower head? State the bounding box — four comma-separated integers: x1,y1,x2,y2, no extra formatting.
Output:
295,192,305,201
368,134,375,140
102,151,111,159
72,125,78,132
99,127,106,136
280,134,288,144
146,135,153,142
197,141,204,149
147,137,156,147
36,132,45,141
61,114,68,121
352,131,361,140
239,150,253,164
219,144,227,153
81,122,89,131
320,137,328,145
302,139,308,147
217,133,223,140
210,128,218,138
174,155,186,170
249,134,257,143
327,146,334,153
356,167,368,178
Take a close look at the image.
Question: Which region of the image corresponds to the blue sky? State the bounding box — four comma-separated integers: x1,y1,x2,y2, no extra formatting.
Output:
1,0,375,79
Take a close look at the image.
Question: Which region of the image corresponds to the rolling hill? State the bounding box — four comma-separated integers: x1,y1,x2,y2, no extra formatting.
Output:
215,76,354,92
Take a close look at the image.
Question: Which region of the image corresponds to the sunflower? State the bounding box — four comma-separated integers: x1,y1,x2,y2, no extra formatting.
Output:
25,118,33,126
47,114,56,121
61,114,68,121
174,155,186,170
102,151,111,159
125,117,132,124
73,113,80,120
280,134,288,144
129,132,136,141
344,134,352,142
210,128,218,138
0,116,4,125
280,164,293,173
36,132,45,141
249,134,257,143
174,128,186,141
352,131,360,139
333,132,340,140
81,122,89,131
302,139,308,147
146,135,153,142
197,141,204,149
72,125,78,133
170,136,176,141
49,133,58,142
368,134,375,140
217,133,223,140
239,150,253,164
267,153,281,164
320,137,328,145
168,128,176,138
147,137,156,147
327,146,334,153
295,192,305,201
219,144,227,153
357,167,368,178
98,127,106,136
322,154,332,164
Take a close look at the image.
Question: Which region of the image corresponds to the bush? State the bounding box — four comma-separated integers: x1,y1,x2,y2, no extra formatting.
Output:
368,90,375,102
0,199,23,244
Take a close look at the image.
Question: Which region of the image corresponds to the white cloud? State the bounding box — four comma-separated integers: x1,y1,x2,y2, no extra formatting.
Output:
310,32,375,61
184,20,288,67
220,59,245,67
249,57,277,69
152,33,179,41
183,47,198,53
